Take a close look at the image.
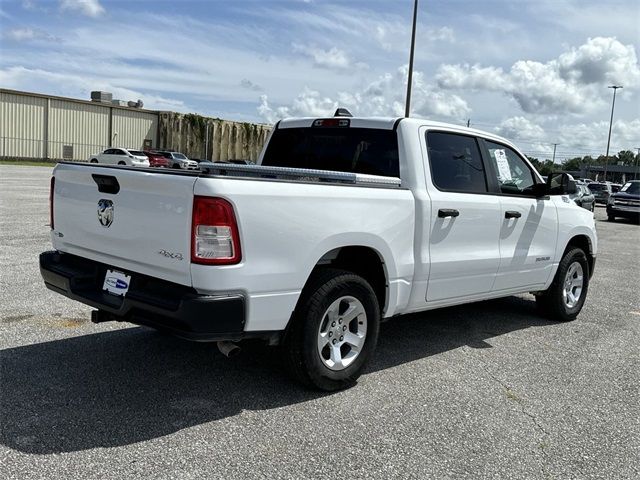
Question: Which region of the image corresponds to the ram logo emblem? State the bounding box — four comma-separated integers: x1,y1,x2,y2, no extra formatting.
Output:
97,199,114,228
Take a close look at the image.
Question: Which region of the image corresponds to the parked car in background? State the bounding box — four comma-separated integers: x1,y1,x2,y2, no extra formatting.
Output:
570,185,595,212
89,148,150,167
587,182,613,204
610,183,622,193
157,151,199,170
143,150,171,168
607,180,640,222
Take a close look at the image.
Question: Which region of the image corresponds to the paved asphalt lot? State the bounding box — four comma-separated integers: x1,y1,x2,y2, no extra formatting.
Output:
1,165,638,479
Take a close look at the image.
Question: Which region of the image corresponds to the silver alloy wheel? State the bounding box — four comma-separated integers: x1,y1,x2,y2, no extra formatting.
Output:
317,296,367,371
563,262,584,309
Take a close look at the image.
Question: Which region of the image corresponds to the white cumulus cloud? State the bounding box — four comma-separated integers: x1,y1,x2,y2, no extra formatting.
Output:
3,27,56,42
436,37,639,114
60,0,105,18
495,116,546,141
292,44,352,70
258,66,470,123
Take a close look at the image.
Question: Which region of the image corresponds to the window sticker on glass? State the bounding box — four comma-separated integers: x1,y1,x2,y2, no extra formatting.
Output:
493,149,512,182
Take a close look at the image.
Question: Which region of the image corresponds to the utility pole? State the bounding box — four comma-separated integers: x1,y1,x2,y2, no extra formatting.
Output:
404,0,419,118
466,119,470,128
635,147,640,180
552,143,558,164
604,85,623,181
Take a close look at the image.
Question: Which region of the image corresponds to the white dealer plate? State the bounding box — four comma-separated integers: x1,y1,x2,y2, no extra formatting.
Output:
103,269,131,296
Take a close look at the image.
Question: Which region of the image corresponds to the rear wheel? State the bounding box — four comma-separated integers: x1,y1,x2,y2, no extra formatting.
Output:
90,159,98,163
607,215,615,222
283,268,380,391
117,161,126,165
536,247,589,321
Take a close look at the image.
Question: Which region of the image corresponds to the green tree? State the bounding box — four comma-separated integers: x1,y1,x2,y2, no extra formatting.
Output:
562,156,584,171
616,150,635,166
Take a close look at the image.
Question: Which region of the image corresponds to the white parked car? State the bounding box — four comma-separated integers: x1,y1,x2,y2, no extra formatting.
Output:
89,148,150,167
43,114,597,390
157,151,199,170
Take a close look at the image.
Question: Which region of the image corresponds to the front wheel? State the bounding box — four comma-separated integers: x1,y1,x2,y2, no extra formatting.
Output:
283,268,380,391
607,215,615,222
90,159,98,163
536,248,589,321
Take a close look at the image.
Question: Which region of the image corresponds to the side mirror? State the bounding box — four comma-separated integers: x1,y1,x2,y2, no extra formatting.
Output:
530,182,549,197
546,172,576,195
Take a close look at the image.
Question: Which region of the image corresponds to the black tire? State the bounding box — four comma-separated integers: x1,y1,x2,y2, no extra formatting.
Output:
536,248,589,322
118,161,126,165
172,163,181,169
90,159,98,163
283,268,380,391
607,215,615,222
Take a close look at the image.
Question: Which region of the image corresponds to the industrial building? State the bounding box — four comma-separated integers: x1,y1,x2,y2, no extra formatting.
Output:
0,88,271,162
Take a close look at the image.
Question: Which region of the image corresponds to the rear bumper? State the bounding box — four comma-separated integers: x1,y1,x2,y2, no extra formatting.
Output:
39,251,264,342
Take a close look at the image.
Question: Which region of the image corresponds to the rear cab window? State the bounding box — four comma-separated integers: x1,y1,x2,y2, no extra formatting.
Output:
261,126,400,177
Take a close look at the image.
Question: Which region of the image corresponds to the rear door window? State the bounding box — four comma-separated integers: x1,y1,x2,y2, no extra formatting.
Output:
262,127,400,177
426,131,488,193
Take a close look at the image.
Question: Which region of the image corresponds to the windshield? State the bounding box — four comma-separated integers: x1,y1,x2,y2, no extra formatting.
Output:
262,127,400,177
588,183,605,191
172,153,188,160
620,182,640,194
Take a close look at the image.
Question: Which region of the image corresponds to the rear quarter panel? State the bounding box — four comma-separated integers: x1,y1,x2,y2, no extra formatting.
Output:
192,177,415,331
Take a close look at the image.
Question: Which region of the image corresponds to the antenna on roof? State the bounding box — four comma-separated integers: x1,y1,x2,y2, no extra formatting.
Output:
334,108,353,117
404,0,419,118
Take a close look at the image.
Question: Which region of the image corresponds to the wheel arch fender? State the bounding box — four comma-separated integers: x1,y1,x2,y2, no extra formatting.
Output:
556,227,597,278
300,233,400,317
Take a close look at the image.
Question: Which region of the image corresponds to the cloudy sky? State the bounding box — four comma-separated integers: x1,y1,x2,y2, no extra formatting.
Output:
1,0,638,161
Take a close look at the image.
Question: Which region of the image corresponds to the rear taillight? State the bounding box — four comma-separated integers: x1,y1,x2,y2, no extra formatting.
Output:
49,176,55,229
191,196,241,265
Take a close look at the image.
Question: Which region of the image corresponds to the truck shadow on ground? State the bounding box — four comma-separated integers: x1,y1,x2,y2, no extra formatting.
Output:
2,295,553,454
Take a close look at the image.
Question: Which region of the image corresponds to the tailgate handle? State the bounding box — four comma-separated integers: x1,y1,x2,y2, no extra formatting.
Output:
92,174,120,194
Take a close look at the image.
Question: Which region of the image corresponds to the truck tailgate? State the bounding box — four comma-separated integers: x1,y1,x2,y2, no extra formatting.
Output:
52,164,196,286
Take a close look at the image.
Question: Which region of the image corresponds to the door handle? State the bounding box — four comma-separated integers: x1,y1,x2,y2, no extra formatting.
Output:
505,211,522,219
438,209,460,218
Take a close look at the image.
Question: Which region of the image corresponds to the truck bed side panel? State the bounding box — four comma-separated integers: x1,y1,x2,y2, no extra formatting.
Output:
192,177,416,331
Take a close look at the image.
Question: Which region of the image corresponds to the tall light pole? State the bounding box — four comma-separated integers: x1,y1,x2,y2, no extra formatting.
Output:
552,143,558,164
405,0,419,117
604,85,623,181
635,147,640,180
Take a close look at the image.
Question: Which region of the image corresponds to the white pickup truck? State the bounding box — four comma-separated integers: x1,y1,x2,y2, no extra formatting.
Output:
41,114,597,390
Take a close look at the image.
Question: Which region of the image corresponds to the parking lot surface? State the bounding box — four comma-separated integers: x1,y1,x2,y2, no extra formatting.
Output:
1,165,639,479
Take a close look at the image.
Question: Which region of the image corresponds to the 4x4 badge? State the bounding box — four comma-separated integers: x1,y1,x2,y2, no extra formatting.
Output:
97,199,114,227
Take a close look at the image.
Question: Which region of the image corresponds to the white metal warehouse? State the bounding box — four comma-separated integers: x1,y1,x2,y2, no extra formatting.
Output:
0,88,159,162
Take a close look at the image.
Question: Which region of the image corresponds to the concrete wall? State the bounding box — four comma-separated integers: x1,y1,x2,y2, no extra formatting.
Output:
158,112,271,162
